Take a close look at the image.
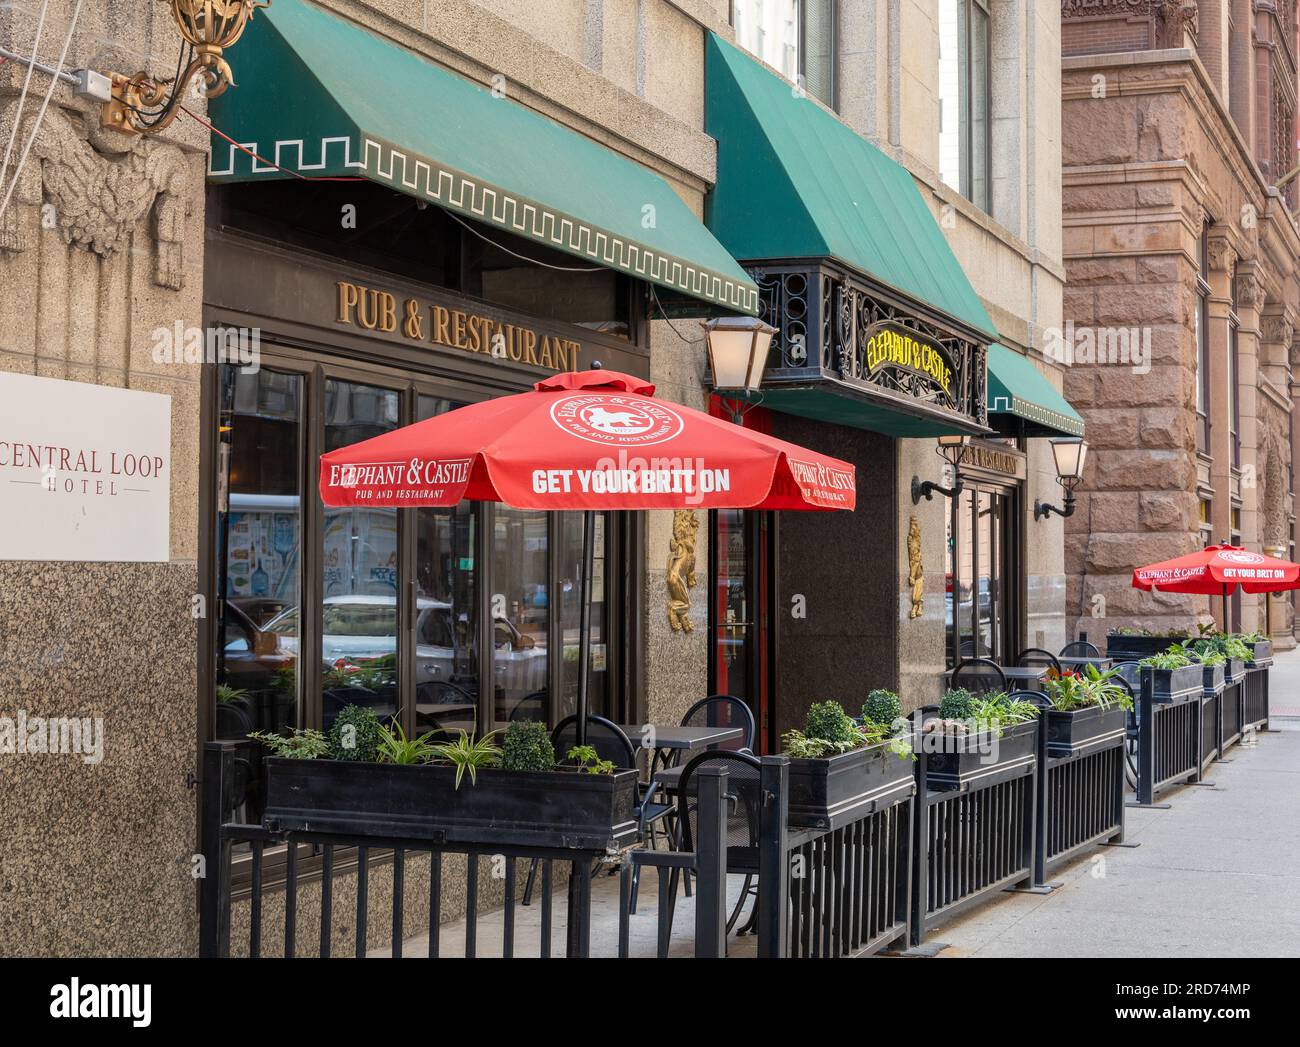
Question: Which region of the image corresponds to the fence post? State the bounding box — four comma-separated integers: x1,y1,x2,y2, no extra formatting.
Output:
1031,709,1048,886
199,741,235,958
693,765,729,958
910,741,929,948
1137,671,1155,805
756,755,789,958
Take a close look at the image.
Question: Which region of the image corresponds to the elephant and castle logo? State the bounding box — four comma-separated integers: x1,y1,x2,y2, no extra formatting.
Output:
549,395,685,447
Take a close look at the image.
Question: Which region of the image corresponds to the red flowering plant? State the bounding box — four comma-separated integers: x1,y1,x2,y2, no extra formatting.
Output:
1042,664,1131,712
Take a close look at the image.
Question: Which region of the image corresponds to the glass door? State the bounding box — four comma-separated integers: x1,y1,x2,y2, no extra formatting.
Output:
709,509,774,752
947,480,1018,666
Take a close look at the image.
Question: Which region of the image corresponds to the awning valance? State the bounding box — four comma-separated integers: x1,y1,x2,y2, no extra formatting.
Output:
986,344,1085,438
207,0,758,315
704,34,996,343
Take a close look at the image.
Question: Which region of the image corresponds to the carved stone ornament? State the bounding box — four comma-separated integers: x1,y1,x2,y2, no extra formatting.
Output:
1234,271,1264,311
1060,1,1198,46
666,509,700,634
907,516,925,620
0,101,189,290
1261,314,1293,347
1206,235,1236,274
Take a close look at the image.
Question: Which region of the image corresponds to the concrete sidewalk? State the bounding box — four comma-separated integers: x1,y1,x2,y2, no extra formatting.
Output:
934,717,1300,957
1266,646,1300,716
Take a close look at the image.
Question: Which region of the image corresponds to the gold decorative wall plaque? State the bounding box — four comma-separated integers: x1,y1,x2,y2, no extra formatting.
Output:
907,515,924,619
666,509,700,632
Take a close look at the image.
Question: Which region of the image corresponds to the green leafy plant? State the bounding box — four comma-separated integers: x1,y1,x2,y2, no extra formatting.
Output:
1139,650,1193,670
216,684,247,705
567,745,615,775
328,704,385,762
938,687,975,720
968,693,1039,732
501,720,556,772
862,689,901,731
1238,631,1266,644
1043,665,1132,712
430,730,502,787
376,721,440,766
804,700,858,746
249,727,330,760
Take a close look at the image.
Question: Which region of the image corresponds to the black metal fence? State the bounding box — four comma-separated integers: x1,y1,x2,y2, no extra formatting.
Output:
1036,724,1126,880
910,743,1036,947
1200,690,1221,774
214,668,1256,958
1242,666,1269,731
783,792,913,957
1134,677,1200,805
1221,679,1243,750
200,742,735,959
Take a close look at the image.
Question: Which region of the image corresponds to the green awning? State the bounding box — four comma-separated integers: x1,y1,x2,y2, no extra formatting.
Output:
987,344,1085,438
207,0,758,315
704,34,997,342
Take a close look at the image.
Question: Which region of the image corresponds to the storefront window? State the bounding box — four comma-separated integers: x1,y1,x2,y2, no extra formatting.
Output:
949,480,1014,665
321,379,402,730
938,0,992,213
733,0,836,109
1229,318,1241,470
709,509,772,750
216,367,303,740
557,513,609,724
1195,224,1211,453
414,396,478,737
492,508,549,726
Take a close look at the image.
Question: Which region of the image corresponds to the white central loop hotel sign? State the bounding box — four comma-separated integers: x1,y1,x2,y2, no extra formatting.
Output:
0,373,171,562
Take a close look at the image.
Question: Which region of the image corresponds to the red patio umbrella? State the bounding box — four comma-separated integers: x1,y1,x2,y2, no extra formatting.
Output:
1131,543,1300,625
319,367,856,741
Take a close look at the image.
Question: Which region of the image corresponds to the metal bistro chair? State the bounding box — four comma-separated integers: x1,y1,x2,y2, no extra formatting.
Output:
1016,647,1063,675
635,695,758,911
1109,661,1142,788
950,657,1008,695
667,749,764,943
1060,639,1102,660
522,716,672,907
655,695,757,793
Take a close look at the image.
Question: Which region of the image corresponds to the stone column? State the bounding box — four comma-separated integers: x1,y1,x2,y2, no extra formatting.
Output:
1234,265,1265,631
1206,232,1235,581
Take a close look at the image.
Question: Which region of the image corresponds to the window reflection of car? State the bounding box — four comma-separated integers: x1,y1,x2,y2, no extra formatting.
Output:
259,595,546,699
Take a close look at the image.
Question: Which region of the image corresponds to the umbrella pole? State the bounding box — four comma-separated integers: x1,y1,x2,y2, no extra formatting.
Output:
575,509,596,748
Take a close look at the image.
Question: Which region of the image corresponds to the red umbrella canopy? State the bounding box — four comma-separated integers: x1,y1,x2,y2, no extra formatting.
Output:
1132,544,1300,595
319,369,855,512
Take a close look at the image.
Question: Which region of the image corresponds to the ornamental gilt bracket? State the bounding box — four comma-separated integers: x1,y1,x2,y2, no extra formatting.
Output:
666,509,700,633
0,102,190,289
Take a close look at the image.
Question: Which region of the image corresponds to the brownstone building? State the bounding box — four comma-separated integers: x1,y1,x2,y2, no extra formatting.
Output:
1061,0,1300,647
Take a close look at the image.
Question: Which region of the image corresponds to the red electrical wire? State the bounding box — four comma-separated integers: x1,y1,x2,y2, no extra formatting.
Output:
181,104,366,182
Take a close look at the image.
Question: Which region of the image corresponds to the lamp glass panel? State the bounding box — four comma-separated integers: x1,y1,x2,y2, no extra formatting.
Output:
708,330,755,390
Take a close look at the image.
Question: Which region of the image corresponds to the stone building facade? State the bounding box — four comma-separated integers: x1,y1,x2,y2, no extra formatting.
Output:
1061,0,1300,644
0,0,1070,956
0,0,741,957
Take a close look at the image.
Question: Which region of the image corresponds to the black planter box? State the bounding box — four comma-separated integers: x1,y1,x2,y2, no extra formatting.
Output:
1105,633,1188,660
786,742,915,831
1247,641,1273,667
1141,663,1204,704
1224,658,1246,684
1201,662,1225,695
1044,704,1128,756
262,758,639,851
921,718,1038,788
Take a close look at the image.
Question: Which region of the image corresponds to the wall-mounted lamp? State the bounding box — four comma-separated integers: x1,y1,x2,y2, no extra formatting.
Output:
103,0,269,134
911,433,968,504
704,315,777,423
1034,437,1088,521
